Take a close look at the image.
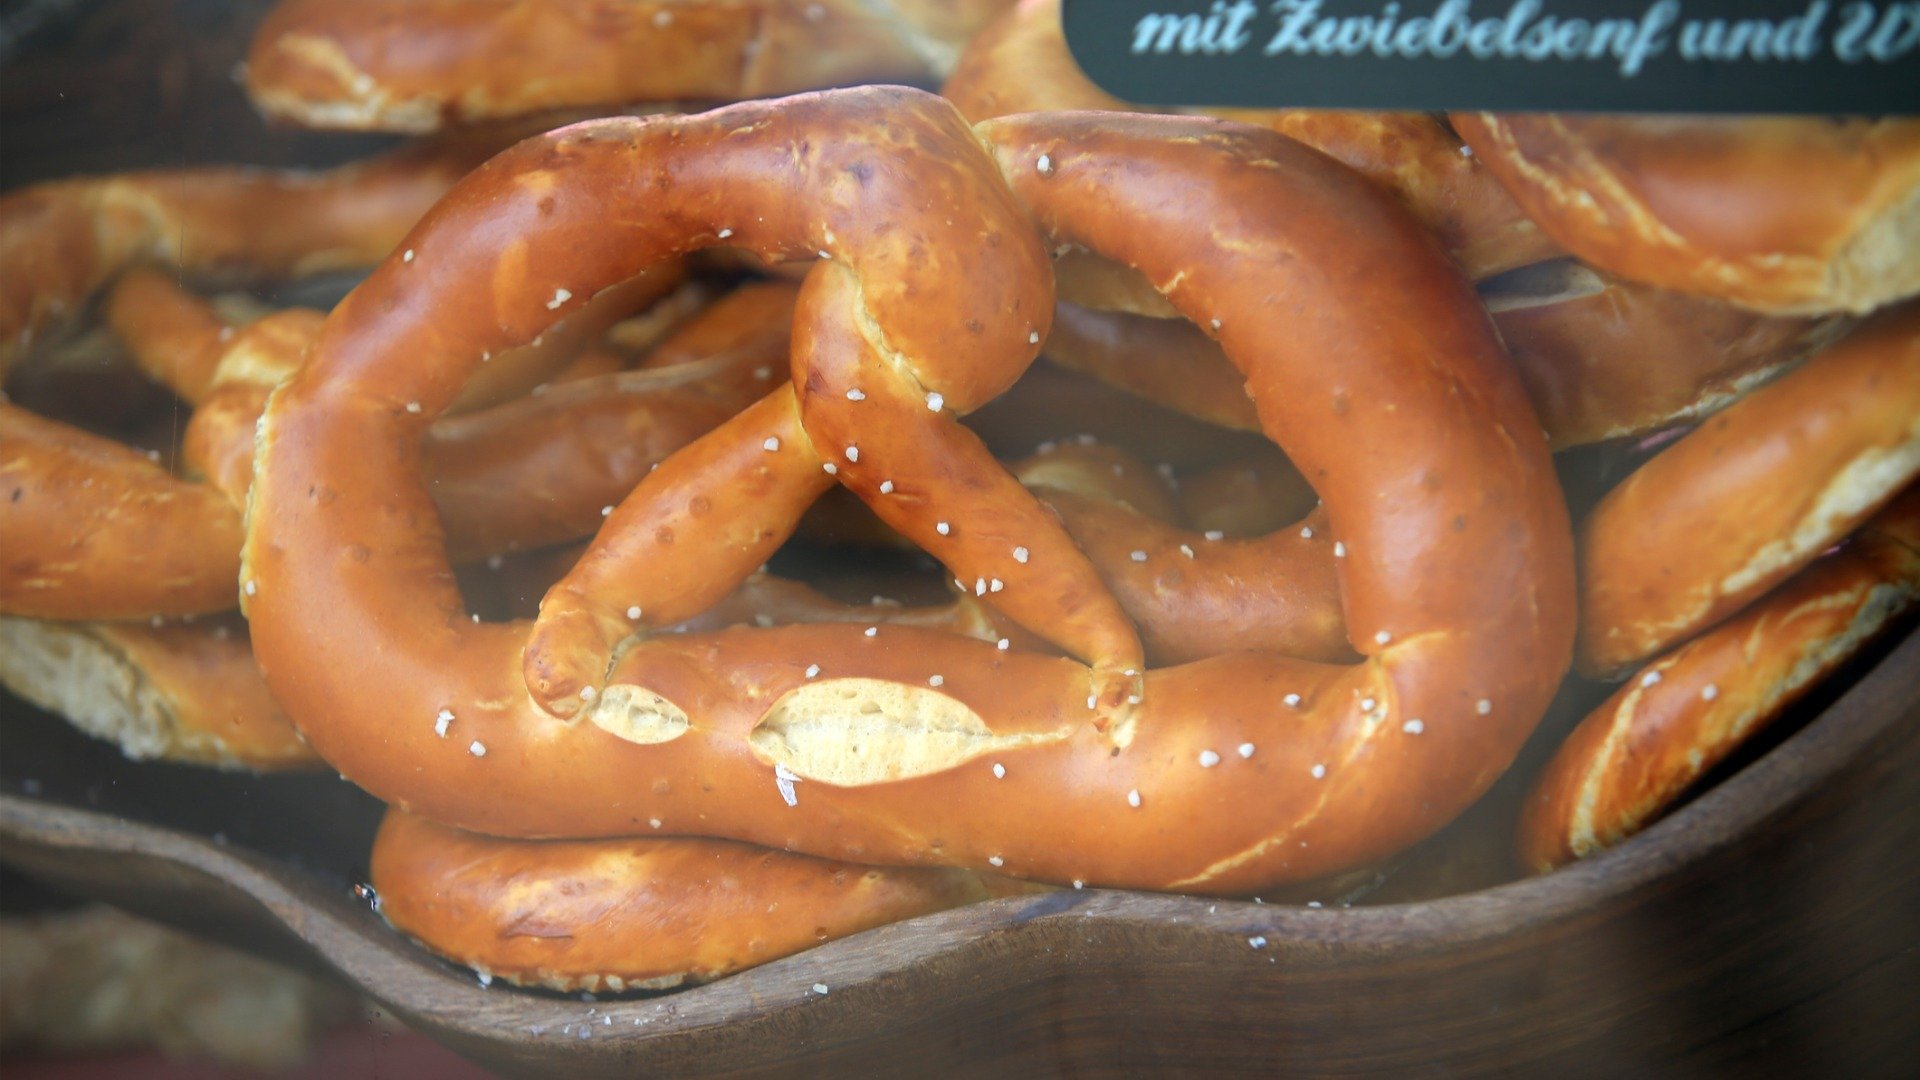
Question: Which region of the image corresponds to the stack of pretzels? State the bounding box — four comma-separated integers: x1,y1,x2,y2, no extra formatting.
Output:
2,0,1915,995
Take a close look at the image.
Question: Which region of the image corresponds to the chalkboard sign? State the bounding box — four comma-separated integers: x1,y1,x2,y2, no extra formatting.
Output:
1062,1,1920,113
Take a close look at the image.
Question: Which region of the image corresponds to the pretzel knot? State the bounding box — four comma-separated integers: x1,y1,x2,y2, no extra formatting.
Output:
246,87,1575,893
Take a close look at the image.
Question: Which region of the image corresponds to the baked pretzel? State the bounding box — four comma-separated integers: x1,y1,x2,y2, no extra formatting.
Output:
0,129,520,379
371,809,1029,993
1482,261,1842,448
1522,486,1920,871
944,0,1557,295
1578,305,1920,679
246,0,1016,132
0,277,779,620
1043,263,1839,451
0,615,315,770
244,88,1572,893
1453,114,1920,315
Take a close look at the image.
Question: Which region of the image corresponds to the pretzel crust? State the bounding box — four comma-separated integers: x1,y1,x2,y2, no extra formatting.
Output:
1578,305,1920,679
246,0,1014,132
245,92,1571,893
1453,113,1920,315
1522,488,1920,871
0,616,315,770
370,809,1014,992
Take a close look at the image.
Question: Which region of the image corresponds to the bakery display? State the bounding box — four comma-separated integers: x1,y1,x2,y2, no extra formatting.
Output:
1,0,1915,1052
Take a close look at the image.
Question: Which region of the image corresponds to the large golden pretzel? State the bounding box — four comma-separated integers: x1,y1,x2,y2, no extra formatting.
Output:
243,87,1574,894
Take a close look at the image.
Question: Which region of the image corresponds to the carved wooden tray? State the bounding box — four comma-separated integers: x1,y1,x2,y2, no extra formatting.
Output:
3,632,1914,1076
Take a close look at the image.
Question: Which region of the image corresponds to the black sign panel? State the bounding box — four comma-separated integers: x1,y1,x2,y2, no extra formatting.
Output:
1062,0,1920,113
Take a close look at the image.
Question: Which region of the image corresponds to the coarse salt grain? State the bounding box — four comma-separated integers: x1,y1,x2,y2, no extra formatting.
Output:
1029,331,1041,344
1284,693,1301,708
1334,542,1347,558
1013,546,1029,563
929,675,945,687
996,638,1010,651
405,401,422,414
627,605,643,620
402,249,414,262
1036,154,1053,174
1375,630,1392,645
864,626,878,637
988,855,1004,867
1641,670,1663,687
805,664,821,678
822,462,838,475
469,740,487,757
1180,544,1196,559
717,227,733,238
1249,936,1267,949
1127,789,1142,808
989,578,1004,592
1238,743,1255,758
1130,550,1148,562
846,388,866,401
936,521,950,535
1311,763,1326,779
1702,684,1719,701
435,709,453,737
992,762,1006,779
1477,699,1493,715
926,392,945,412
1198,750,1221,768
1403,718,1425,734
845,445,859,463
547,288,572,309
879,480,895,494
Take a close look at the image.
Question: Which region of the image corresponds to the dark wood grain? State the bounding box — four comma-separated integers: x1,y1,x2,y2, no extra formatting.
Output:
3,632,1913,1077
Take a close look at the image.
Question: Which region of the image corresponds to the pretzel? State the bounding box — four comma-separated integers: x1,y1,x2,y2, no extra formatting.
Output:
245,0,1016,132
370,809,1028,993
1482,261,1843,448
1043,262,1841,451
1578,305,1920,679
243,88,1572,893
0,129,524,380
0,615,315,770
944,0,1558,299
1522,486,1920,872
1452,114,1920,316
0,278,779,620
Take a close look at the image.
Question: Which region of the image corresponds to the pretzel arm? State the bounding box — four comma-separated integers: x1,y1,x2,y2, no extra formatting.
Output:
0,130,514,376
246,0,1015,132
791,261,1142,677
369,808,1011,994
521,391,838,712
1577,304,1920,678
1524,486,1920,871
0,405,244,620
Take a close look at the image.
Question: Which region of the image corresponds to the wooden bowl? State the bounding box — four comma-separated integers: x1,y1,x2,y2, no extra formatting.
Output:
3,631,1913,1076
